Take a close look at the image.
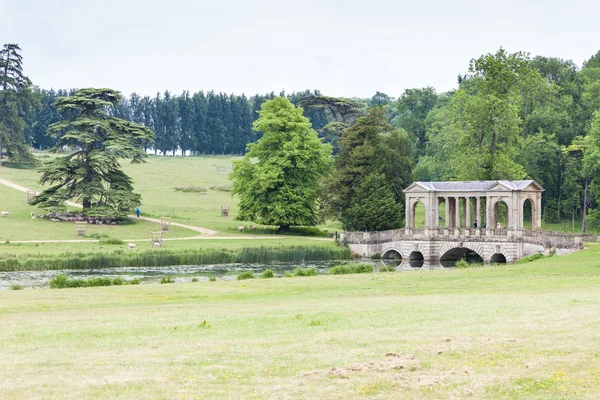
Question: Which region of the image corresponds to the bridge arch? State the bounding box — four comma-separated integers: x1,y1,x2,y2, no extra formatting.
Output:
409,251,424,268
439,247,484,267
382,249,402,260
490,253,507,264
492,199,510,229
409,199,426,229
522,197,535,229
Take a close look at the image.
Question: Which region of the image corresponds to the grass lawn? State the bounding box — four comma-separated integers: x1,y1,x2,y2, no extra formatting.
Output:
0,184,197,242
1,245,600,399
0,154,343,238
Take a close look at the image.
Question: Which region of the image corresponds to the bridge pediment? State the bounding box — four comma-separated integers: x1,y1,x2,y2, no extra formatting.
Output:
485,182,513,192
521,181,544,192
403,182,434,193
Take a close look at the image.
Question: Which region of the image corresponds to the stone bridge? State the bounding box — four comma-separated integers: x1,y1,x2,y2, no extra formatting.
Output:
341,180,591,265
340,228,587,265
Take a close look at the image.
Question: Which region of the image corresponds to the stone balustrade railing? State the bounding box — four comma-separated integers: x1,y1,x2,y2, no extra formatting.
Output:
340,227,596,248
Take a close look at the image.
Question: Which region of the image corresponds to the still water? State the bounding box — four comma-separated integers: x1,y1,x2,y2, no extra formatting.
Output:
0,260,455,290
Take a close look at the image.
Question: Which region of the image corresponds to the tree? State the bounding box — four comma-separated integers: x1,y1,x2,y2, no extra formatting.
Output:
443,48,531,180
391,87,438,156
326,107,412,230
343,173,403,231
32,88,154,217
0,43,36,166
230,97,331,232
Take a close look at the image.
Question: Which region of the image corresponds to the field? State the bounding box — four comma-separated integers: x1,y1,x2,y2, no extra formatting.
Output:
0,155,342,260
1,245,599,399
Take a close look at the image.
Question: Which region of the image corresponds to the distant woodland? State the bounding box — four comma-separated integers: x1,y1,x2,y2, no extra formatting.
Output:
3,44,600,231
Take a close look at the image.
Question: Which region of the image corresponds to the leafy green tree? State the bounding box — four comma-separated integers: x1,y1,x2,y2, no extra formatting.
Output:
369,91,392,107
230,97,331,232
391,87,438,156
326,107,412,230
444,48,532,180
0,43,36,166
343,173,403,231
32,88,154,216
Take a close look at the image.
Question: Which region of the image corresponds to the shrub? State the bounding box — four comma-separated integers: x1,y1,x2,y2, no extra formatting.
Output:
86,233,109,239
191,277,199,282
378,264,396,272
210,184,232,192
127,278,140,285
87,277,113,287
260,269,275,278
160,275,175,284
174,186,207,193
237,271,255,280
11,284,23,290
112,276,124,285
371,253,381,260
284,271,293,278
456,259,469,269
98,238,124,245
293,267,317,277
329,263,374,275
209,275,217,282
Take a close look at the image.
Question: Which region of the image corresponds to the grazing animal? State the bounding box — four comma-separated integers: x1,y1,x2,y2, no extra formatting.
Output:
237,226,246,232
250,225,257,231
31,212,36,219
153,241,161,248
128,243,137,249
0,211,9,216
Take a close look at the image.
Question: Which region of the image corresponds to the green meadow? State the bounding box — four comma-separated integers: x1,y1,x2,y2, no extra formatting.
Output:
1,245,599,399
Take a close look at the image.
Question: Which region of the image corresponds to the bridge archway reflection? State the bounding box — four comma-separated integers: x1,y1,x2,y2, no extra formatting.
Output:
409,251,424,268
382,249,402,261
439,247,484,267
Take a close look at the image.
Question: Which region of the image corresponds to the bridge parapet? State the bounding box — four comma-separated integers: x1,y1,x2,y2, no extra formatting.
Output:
340,228,593,248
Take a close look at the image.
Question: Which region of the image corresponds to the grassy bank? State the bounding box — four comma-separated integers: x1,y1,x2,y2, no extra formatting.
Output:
0,245,352,271
1,245,599,398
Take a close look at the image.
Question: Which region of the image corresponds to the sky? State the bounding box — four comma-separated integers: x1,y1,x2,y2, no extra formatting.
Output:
3,0,600,99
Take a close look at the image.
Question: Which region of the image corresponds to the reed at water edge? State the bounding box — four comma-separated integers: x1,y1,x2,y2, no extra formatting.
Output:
0,246,353,272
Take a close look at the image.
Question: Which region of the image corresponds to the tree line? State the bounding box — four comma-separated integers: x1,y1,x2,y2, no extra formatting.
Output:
2,42,600,232
22,88,331,156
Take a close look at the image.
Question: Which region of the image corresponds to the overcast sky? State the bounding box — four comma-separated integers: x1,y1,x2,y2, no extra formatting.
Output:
3,0,600,99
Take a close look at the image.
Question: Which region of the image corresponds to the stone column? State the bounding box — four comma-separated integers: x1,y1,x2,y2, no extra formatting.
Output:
476,197,481,227
536,194,542,229
455,196,461,235
465,197,471,230
445,197,450,229
486,197,493,236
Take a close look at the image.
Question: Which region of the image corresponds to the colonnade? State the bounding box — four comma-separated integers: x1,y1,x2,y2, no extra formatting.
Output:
404,182,543,235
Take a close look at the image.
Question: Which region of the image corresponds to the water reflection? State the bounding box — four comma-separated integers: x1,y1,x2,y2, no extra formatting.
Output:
0,261,338,290
1,259,483,290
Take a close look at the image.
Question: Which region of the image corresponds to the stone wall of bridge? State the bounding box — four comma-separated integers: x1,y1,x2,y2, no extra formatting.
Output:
348,239,565,264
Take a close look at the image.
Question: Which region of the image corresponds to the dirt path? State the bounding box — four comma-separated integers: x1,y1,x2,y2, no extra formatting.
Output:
0,177,328,244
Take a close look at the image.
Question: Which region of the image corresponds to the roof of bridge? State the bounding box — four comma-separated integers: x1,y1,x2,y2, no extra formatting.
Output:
403,180,544,193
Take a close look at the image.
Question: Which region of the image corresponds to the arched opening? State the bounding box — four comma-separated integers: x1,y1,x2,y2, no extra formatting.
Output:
522,198,534,229
382,249,402,260
493,200,510,230
438,198,446,228
409,251,424,268
439,247,484,268
382,249,402,269
490,253,507,264
412,201,426,228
